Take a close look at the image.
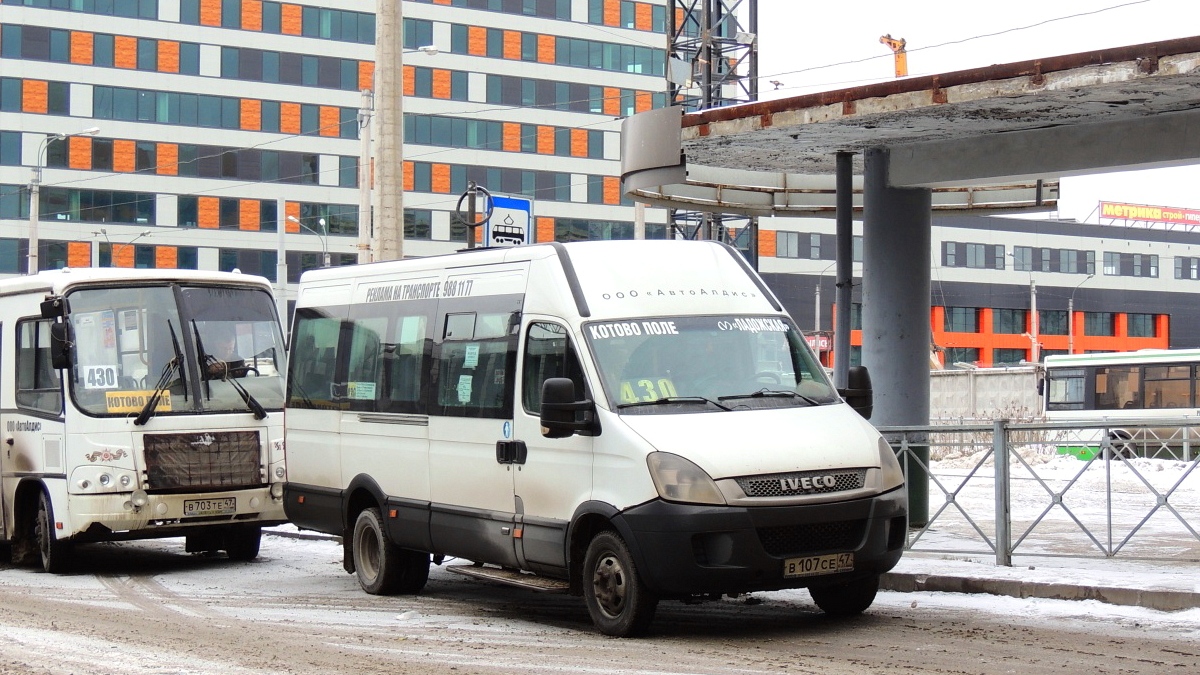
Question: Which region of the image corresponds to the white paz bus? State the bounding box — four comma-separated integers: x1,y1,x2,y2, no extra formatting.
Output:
1,268,288,572
284,240,907,636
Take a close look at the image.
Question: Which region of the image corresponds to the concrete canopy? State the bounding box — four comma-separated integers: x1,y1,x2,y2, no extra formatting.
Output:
622,37,1200,215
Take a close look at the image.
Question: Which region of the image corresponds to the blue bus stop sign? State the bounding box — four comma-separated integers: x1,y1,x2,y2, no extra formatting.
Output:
485,196,533,247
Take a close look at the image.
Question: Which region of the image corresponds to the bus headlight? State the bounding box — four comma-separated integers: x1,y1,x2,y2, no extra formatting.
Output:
879,437,905,491
646,452,726,505
98,473,112,487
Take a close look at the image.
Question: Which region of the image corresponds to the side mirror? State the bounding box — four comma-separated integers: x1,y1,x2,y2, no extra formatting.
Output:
540,377,597,438
40,296,64,319
838,365,873,420
50,322,72,370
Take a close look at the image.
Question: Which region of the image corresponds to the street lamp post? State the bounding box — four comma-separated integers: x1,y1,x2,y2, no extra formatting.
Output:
813,260,838,331
287,215,329,267
28,126,100,274
1068,273,1094,354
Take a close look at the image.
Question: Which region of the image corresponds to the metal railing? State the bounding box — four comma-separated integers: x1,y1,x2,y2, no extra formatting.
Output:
879,418,1200,565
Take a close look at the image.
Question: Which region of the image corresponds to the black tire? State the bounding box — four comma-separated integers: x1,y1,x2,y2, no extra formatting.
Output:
809,574,880,617
582,530,658,637
36,491,72,574
225,525,262,561
352,508,429,595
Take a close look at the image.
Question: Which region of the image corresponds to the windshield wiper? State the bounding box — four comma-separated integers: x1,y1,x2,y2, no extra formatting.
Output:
134,320,186,426
617,396,731,411
191,320,267,420
718,389,822,406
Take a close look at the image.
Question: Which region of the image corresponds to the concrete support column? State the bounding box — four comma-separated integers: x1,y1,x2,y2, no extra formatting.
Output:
862,146,932,526
833,151,854,390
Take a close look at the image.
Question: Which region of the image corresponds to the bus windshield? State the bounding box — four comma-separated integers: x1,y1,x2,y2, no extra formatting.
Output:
65,284,286,417
584,315,837,413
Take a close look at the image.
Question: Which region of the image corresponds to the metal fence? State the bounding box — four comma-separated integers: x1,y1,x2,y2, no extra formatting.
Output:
878,418,1200,565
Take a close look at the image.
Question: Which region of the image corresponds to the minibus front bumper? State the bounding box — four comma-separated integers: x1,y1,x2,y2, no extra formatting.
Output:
611,488,907,597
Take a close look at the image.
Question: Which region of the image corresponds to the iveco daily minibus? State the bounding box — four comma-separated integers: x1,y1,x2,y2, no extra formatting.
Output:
283,240,906,636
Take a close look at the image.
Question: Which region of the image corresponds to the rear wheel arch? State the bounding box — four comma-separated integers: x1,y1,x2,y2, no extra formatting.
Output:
341,475,388,574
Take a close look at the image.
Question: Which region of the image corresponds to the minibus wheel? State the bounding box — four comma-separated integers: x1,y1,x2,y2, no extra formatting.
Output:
36,491,72,574
809,574,879,617
225,525,262,561
352,508,429,595
582,531,658,637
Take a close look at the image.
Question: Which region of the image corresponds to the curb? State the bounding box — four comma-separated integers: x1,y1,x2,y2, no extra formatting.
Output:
881,572,1200,612
264,529,341,543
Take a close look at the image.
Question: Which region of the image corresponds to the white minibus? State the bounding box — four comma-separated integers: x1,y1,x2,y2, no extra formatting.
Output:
284,240,907,636
1,268,288,572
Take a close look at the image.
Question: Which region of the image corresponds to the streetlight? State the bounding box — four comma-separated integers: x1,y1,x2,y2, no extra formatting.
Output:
1068,273,1094,354
287,215,329,267
814,260,839,331
28,126,100,274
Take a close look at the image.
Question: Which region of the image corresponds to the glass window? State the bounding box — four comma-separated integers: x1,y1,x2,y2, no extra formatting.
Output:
1127,313,1156,338
943,307,978,333
1144,365,1192,409
1084,312,1115,337
1095,365,1140,410
221,47,239,78
404,208,432,240
1046,367,1085,411
262,2,282,32
179,42,200,74
993,309,1025,335
992,348,1026,366
17,319,63,414
943,347,980,368
1039,310,1068,336
436,309,518,418
338,156,357,188
49,29,70,62
522,322,587,415
222,0,241,28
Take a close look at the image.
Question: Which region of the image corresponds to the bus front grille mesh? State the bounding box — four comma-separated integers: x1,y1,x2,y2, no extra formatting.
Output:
143,431,261,490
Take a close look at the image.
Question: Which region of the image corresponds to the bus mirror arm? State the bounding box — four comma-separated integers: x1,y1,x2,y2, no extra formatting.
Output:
838,365,873,420
540,377,598,438
50,322,72,370
41,296,65,319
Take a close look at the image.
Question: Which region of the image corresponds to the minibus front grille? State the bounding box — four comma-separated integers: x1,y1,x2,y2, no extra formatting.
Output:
757,520,867,557
143,431,262,490
736,469,867,498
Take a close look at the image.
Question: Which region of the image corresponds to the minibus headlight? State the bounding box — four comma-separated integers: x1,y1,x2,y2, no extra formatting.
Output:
878,437,905,491
646,452,726,505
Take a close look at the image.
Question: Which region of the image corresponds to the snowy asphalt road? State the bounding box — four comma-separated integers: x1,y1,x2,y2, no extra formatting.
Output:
1,530,1198,675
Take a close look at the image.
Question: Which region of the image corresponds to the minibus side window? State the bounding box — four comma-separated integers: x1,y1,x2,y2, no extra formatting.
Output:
16,318,63,415
436,310,517,418
522,321,586,414
288,310,342,408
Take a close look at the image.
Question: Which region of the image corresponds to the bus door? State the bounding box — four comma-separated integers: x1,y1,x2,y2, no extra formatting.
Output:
510,321,593,570
427,304,522,568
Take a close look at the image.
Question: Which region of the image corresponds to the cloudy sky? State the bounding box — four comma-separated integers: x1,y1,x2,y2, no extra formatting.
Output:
754,0,1199,221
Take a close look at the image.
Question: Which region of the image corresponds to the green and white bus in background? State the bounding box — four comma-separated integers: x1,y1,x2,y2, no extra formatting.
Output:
0,268,288,572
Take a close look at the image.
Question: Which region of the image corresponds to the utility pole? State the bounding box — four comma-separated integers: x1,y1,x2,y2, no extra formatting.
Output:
1030,280,1040,363
357,88,374,264
375,0,403,261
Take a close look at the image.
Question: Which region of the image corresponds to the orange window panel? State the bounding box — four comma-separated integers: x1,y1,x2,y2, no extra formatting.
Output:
280,102,301,134
240,99,262,131
635,3,652,31
156,143,179,175
67,242,91,268
537,34,555,63
502,123,521,152
603,176,620,205
759,232,777,258
403,161,414,192
358,61,375,91
113,140,137,173
242,0,263,31
432,164,451,193
536,126,554,155
431,69,451,99
158,40,180,73
570,129,588,157
468,26,487,56
535,217,554,244
402,65,415,96
674,7,685,30
603,87,620,116
635,91,652,113
22,80,48,113
200,0,222,27
285,202,301,232
68,136,92,170
503,30,521,60
281,3,302,34
198,197,220,229
112,244,135,268
603,0,620,26
433,0,451,4
239,199,261,231
113,35,137,69
319,106,340,137
156,246,178,269
69,32,93,65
